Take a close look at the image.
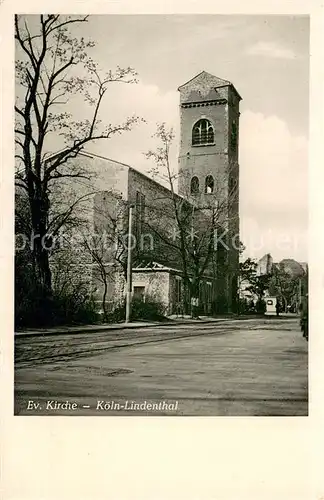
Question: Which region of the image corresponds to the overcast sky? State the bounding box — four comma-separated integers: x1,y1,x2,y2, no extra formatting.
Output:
47,15,310,262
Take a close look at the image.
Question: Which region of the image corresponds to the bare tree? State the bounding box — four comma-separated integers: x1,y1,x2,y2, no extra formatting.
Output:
81,192,130,317
145,123,239,317
82,234,112,320
15,14,142,296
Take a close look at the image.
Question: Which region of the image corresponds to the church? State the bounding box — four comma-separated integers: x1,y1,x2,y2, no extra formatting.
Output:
53,71,241,316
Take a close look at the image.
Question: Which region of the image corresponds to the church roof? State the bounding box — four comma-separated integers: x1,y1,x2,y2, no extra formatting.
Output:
178,70,242,101
178,71,231,90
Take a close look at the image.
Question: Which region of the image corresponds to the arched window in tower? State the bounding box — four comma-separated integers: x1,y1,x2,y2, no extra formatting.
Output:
190,176,200,194
205,175,214,194
192,119,214,146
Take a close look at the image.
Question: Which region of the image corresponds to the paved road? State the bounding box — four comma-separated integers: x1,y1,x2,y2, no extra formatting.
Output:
14,318,308,416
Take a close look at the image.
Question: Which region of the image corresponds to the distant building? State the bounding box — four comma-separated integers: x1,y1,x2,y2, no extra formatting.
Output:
256,253,273,276
256,254,307,279
255,254,308,311
239,254,308,307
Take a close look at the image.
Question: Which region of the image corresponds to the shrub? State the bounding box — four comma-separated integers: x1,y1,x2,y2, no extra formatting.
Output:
52,291,99,325
15,290,99,329
238,297,249,314
131,296,166,321
15,260,99,328
107,295,167,323
106,302,126,323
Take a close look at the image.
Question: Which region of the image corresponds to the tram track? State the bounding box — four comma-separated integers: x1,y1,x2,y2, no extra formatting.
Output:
15,323,244,367
15,319,299,368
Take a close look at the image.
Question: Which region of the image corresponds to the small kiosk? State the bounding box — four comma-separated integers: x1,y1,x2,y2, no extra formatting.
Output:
265,297,277,315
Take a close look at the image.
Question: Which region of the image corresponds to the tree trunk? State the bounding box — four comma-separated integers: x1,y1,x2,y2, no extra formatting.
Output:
282,296,287,313
31,230,52,297
30,192,52,296
102,279,108,321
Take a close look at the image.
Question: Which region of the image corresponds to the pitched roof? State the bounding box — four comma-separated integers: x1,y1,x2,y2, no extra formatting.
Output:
178,71,231,90
178,70,242,101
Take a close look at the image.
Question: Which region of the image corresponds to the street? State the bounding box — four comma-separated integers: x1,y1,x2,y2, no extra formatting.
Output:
14,317,308,416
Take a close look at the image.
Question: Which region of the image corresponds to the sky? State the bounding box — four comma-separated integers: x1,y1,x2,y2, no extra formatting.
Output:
18,14,310,263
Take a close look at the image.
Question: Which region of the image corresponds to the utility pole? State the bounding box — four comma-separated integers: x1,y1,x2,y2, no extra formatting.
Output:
125,205,133,324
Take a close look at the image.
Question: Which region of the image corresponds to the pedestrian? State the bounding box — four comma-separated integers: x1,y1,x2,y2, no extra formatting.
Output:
300,294,308,341
275,300,280,317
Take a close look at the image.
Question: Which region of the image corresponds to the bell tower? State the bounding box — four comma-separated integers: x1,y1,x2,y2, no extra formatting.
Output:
177,71,241,311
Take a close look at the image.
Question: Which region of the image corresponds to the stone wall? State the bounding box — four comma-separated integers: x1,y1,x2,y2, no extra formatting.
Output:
48,151,129,304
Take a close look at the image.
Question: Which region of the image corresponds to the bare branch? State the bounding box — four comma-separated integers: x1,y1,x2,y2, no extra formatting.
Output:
15,16,36,66
15,154,26,163
15,105,25,119
15,181,29,192
23,19,38,69
15,128,25,136
47,191,97,235
46,16,89,36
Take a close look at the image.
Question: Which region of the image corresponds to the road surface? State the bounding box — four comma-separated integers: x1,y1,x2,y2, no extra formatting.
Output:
14,317,308,416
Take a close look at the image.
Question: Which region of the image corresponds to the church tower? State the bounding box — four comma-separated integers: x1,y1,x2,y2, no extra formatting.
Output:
178,71,241,311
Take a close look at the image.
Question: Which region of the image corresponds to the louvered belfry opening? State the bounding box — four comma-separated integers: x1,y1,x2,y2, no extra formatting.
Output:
192,119,214,146
205,175,214,194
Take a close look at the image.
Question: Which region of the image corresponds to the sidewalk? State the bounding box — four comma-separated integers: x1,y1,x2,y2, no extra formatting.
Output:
15,313,295,338
15,315,233,338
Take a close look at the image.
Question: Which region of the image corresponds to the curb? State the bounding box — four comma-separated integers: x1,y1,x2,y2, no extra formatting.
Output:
14,314,295,338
